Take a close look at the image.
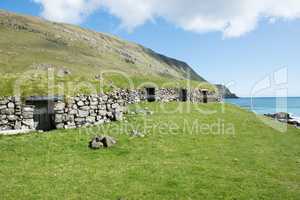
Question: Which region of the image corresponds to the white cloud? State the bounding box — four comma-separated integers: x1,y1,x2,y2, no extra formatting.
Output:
33,0,102,24
33,0,300,38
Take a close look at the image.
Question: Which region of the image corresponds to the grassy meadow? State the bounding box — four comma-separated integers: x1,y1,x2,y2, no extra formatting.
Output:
0,102,299,200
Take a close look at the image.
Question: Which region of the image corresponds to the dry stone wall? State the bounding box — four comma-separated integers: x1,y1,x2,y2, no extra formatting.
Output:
155,88,218,103
53,92,127,129
0,97,35,131
189,89,218,103
0,88,219,132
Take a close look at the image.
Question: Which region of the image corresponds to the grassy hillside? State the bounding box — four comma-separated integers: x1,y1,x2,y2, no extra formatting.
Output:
0,102,299,199
0,10,214,97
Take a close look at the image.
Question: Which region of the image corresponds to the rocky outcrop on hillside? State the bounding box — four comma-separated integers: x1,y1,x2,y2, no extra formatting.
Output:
215,84,238,99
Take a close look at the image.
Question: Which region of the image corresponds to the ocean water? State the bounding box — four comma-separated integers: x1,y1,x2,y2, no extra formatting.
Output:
225,97,300,118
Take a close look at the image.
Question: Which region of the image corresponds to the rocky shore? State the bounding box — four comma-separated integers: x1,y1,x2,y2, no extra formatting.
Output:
264,112,300,128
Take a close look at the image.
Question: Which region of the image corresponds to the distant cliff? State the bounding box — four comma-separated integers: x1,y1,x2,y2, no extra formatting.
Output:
215,84,239,98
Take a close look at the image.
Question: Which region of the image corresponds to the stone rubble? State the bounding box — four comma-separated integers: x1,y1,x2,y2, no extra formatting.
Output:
89,135,117,149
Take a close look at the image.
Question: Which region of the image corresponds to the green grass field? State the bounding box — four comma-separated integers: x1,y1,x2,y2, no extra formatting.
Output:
0,102,299,200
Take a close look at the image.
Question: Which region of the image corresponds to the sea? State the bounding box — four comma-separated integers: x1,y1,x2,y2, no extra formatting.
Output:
225,97,300,120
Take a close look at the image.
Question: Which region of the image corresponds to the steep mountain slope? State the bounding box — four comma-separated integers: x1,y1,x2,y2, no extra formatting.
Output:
0,10,213,96
215,84,239,98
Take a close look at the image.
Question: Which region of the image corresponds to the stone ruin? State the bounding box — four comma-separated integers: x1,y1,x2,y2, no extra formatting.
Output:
0,97,35,131
0,88,219,133
53,93,126,129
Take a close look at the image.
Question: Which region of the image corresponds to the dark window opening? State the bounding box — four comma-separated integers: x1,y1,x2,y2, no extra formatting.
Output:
180,89,188,102
146,88,156,102
26,96,62,131
202,90,208,103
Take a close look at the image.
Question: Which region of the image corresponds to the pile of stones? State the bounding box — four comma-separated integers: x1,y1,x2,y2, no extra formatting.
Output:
0,97,35,131
89,135,117,149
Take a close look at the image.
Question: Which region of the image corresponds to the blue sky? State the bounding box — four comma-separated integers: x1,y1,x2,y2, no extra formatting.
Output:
1,0,300,97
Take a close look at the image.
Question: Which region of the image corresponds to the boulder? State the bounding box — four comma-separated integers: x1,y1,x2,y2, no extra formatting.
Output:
89,135,117,149
89,136,104,149
275,112,291,120
287,120,299,126
265,112,300,128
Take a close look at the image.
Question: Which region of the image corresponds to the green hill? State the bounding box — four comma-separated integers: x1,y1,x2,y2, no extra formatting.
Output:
0,10,214,97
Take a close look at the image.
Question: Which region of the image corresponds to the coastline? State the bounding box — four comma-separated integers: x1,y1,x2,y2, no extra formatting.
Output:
224,97,300,128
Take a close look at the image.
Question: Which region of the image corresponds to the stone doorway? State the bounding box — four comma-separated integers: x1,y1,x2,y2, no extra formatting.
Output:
145,87,156,102
202,90,208,103
180,89,188,102
26,97,61,131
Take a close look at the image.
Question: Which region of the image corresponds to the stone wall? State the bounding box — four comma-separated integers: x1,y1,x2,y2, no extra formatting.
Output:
53,93,126,129
0,97,35,131
156,88,180,102
0,88,219,132
189,89,218,103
